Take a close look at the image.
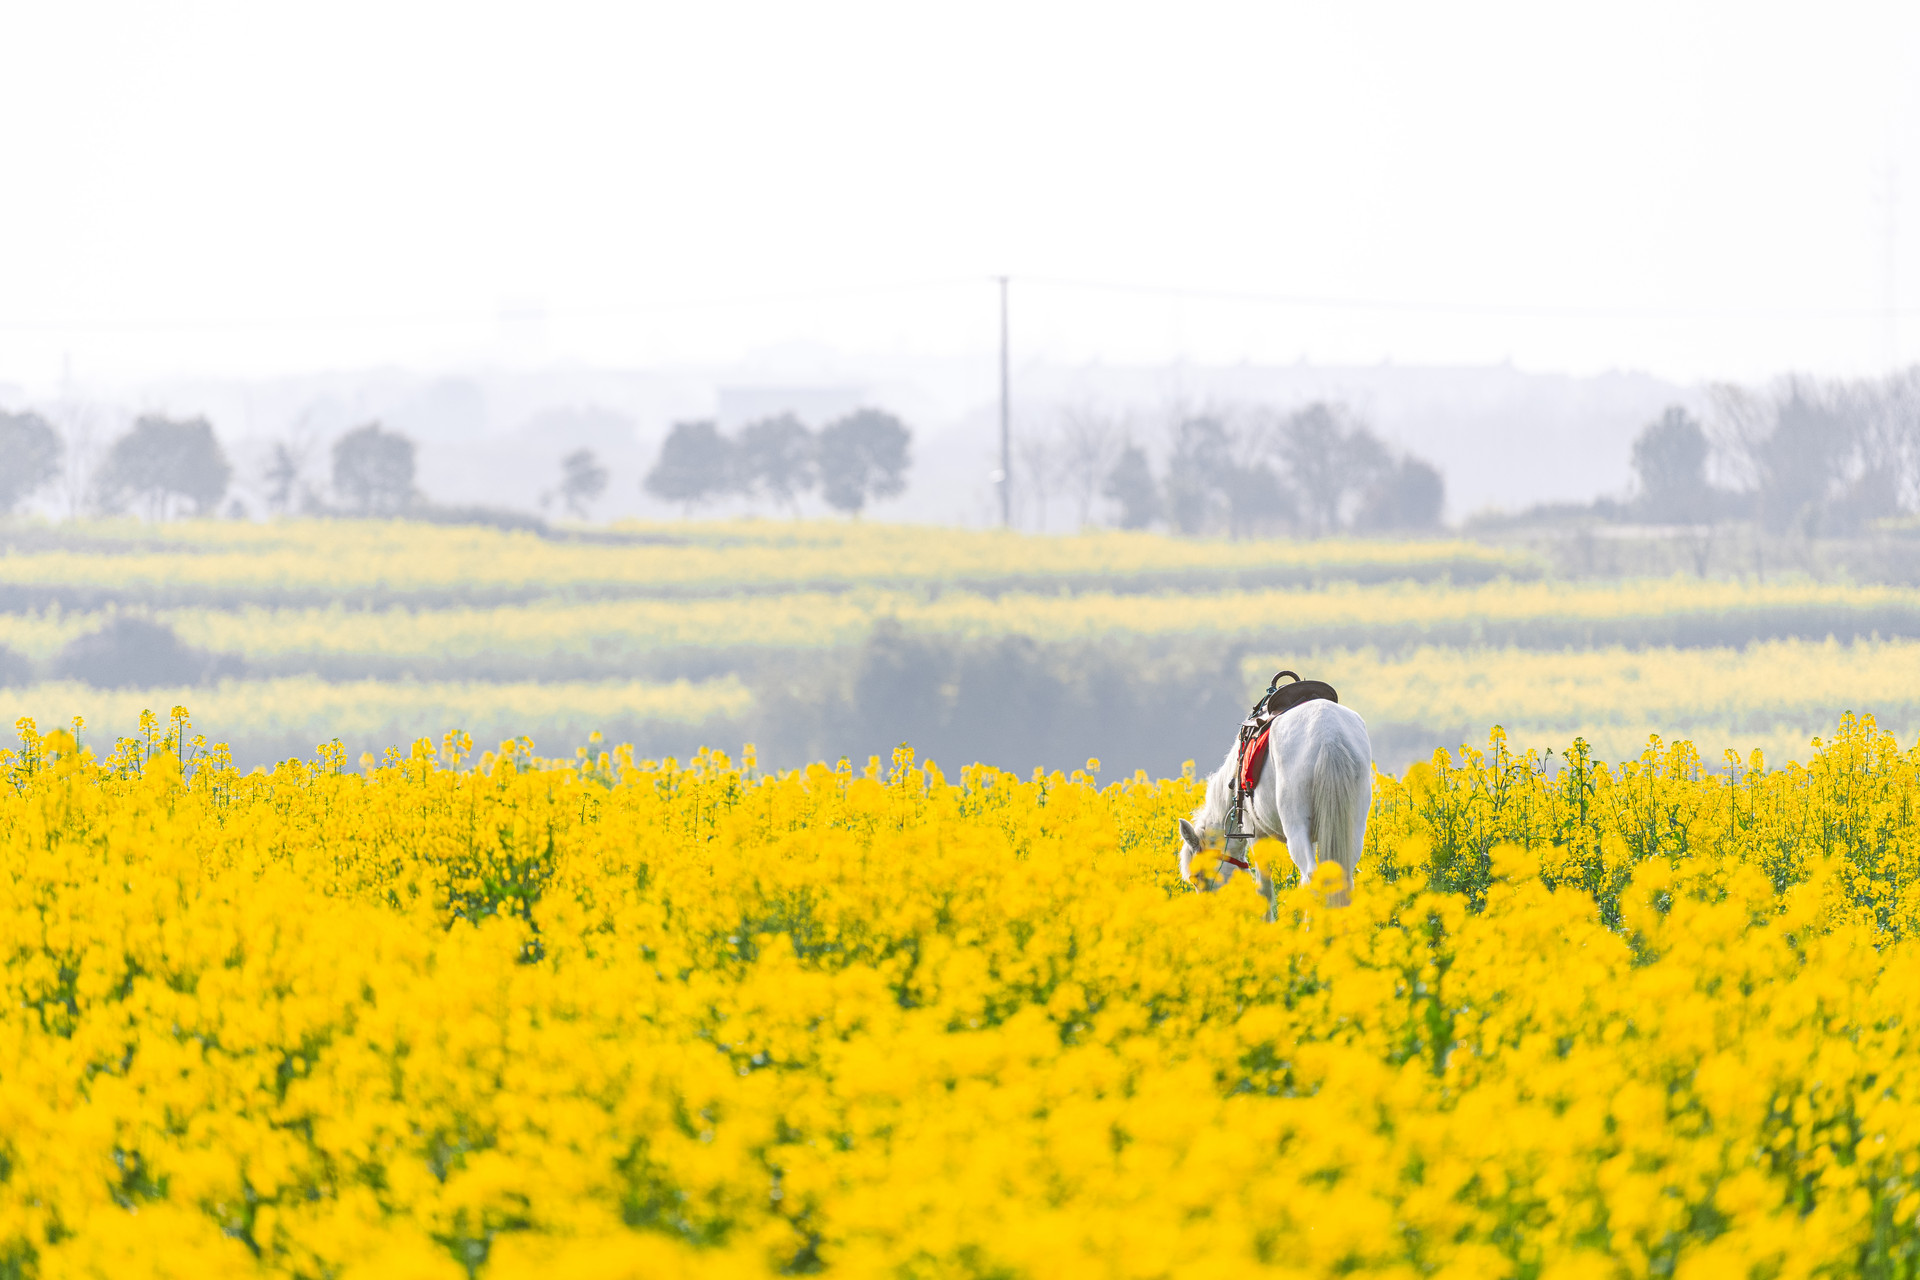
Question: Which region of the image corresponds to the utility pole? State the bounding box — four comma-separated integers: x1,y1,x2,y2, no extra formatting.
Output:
998,275,1011,527
1886,162,1901,370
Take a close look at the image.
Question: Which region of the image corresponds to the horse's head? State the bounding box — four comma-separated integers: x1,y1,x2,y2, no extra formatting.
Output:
1176,818,1245,892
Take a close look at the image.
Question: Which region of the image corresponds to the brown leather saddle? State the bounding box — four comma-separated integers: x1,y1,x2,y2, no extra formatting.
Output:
1250,670,1339,723
1234,672,1339,812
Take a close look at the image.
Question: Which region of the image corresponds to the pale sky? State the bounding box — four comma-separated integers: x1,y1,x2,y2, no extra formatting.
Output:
3,0,1918,388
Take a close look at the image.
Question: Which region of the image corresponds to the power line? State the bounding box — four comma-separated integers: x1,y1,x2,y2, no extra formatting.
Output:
997,276,1012,529
1019,274,1920,322
8,272,1920,334
0,277,985,335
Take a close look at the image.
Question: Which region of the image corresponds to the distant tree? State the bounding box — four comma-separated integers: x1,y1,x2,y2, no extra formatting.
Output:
1163,416,1234,535
1016,422,1062,530
644,420,735,512
1057,405,1124,527
51,617,226,687
332,422,417,516
1865,366,1920,515
0,410,62,514
95,415,232,519
1156,411,1297,538
558,448,610,518
1709,373,1920,539
1356,457,1446,532
1278,403,1391,536
734,414,815,514
1631,406,1712,523
50,401,105,518
1103,444,1159,530
261,411,327,516
1761,381,1857,536
263,442,305,515
1221,461,1294,538
817,409,911,515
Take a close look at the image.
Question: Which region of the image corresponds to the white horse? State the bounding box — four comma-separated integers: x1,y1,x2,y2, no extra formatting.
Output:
1178,698,1372,915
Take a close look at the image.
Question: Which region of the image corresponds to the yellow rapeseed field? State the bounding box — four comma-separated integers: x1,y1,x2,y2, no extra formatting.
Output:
1252,637,1920,764
0,677,749,760
100,576,1920,659
0,520,1522,603
8,575,1916,665
7,633,1909,775
5,710,1920,1277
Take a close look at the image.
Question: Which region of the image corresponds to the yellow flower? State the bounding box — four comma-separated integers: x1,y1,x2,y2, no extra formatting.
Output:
0,709,1911,1276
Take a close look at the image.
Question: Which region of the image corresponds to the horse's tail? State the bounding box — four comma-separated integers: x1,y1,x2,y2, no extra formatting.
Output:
1309,718,1372,904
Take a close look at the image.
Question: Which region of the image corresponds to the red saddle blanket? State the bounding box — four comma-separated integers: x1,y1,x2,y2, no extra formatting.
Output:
1240,722,1274,792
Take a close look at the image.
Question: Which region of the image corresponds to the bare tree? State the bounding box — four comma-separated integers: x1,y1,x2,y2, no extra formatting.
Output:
1864,366,1920,514
50,398,106,518
1704,382,1772,495
262,408,329,516
1056,404,1125,528
1276,402,1390,536
1709,375,1896,537
1163,413,1231,535
1015,418,1062,530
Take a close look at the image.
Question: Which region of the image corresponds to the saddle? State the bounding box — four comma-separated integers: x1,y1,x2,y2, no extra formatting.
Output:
1237,671,1339,793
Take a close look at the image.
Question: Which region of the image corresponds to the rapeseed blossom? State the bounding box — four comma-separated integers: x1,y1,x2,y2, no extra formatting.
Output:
1,712,1918,1276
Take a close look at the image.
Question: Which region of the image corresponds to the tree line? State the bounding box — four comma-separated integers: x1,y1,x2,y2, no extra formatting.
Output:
0,396,1444,534
0,411,619,523
17,371,1914,539
0,404,915,524
642,409,912,516
0,412,427,519
1578,368,1920,536
1038,402,1446,537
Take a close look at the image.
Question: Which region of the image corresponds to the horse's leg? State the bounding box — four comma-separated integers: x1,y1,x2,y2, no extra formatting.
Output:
1250,764,1293,922
1277,803,1315,890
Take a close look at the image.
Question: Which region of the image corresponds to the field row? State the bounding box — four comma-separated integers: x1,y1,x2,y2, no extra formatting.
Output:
7,577,1920,675
0,519,1530,605
7,677,748,770
7,639,1913,772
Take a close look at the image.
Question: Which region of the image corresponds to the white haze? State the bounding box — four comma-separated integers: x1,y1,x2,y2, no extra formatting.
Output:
2,0,1918,389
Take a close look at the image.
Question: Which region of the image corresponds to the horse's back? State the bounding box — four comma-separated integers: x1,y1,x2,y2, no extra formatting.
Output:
1272,697,1371,774
1272,698,1372,873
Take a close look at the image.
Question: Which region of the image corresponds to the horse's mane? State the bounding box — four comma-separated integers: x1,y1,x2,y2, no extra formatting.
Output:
1190,738,1239,833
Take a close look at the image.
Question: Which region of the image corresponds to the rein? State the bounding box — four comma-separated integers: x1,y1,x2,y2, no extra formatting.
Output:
1219,672,1292,863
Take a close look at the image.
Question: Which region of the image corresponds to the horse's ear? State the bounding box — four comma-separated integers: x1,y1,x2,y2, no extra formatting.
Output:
1176,819,1200,881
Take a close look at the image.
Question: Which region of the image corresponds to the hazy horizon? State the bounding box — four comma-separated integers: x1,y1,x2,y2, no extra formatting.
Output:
4,1,1919,390
1,352,1697,524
